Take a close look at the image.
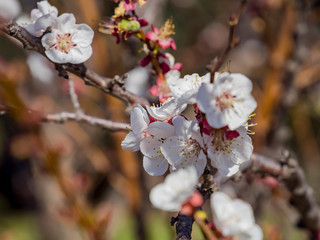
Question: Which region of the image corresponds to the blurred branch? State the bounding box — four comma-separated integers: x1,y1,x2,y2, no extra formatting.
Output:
215,152,320,239
0,21,149,107
44,112,130,131
67,75,84,115
207,0,247,82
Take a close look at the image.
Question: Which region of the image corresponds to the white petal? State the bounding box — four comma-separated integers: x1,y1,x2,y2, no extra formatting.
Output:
67,45,93,64
37,1,58,17
165,70,180,85
238,225,263,240
196,83,215,113
57,13,76,31
71,24,94,47
121,131,140,151
170,73,209,104
147,122,174,139
161,136,187,165
149,183,181,211
143,155,168,176
44,48,70,64
206,108,227,129
140,136,162,158
41,31,57,49
208,151,240,177
147,97,187,121
130,104,149,134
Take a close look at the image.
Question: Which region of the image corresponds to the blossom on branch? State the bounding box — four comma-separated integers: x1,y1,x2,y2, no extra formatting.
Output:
196,72,257,130
206,126,253,177
41,13,94,64
211,192,263,240
161,116,206,176
149,166,199,211
145,18,176,50
22,0,58,37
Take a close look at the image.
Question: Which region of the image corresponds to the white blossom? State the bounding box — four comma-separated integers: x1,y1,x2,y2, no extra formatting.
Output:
161,116,206,176
207,126,253,177
121,104,150,151
0,0,21,20
41,13,94,64
146,97,187,121
196,72,257,130
149,166,198,211
140,122,174,176
22,0,58,37
211,192,263,240
169,72,211,104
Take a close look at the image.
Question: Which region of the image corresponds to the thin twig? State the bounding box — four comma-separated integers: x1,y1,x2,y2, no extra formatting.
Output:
67,75,84,116
208,0,247,82
194,214,218,240
0,21,149,107
44,112,130,131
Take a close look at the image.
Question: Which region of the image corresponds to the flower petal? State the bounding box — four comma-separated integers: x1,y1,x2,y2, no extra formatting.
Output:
121,131,140,151
143,155,168,176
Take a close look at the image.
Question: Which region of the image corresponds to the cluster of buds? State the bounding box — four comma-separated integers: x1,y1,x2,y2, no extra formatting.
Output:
99,0,148,43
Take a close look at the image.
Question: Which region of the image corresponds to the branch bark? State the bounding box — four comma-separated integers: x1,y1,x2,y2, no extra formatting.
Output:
207,0,247,82
43,112,130,131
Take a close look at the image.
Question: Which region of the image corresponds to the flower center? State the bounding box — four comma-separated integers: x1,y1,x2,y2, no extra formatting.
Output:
211,128,239,153
54,33,76,54
159,18,175,40
216,91,234,111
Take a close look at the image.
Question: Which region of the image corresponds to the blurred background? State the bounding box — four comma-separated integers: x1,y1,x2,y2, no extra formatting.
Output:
0,0,319,239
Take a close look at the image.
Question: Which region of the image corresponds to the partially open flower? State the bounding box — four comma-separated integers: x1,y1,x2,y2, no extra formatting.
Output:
21,0,58,37
41,13,94,64
145,18,176,50
211,192,263,240
149,166,199,211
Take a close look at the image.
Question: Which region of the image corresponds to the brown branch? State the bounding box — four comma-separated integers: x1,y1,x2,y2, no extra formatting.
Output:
214,152,320,239
43,111,130,131
207,0,247,83
0,21,149,107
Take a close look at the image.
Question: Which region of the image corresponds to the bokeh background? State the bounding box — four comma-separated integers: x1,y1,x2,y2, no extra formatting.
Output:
0,0,320,239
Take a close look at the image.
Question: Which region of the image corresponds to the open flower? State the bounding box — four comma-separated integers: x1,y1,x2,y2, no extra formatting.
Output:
211,192,263,240
169,72,211,104
146,97,187,121
161,116,206,176
140,122,174,176
121,104,150,151
22,0,58,37
149,166,198,211
41,13,94,64
206,126,253,177
145,18,176,50
196,72,257,130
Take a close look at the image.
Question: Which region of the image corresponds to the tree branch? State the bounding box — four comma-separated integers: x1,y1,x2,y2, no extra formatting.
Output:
0,21,149,107
207,0,247,82
43,112,130,132
214,152,320,239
